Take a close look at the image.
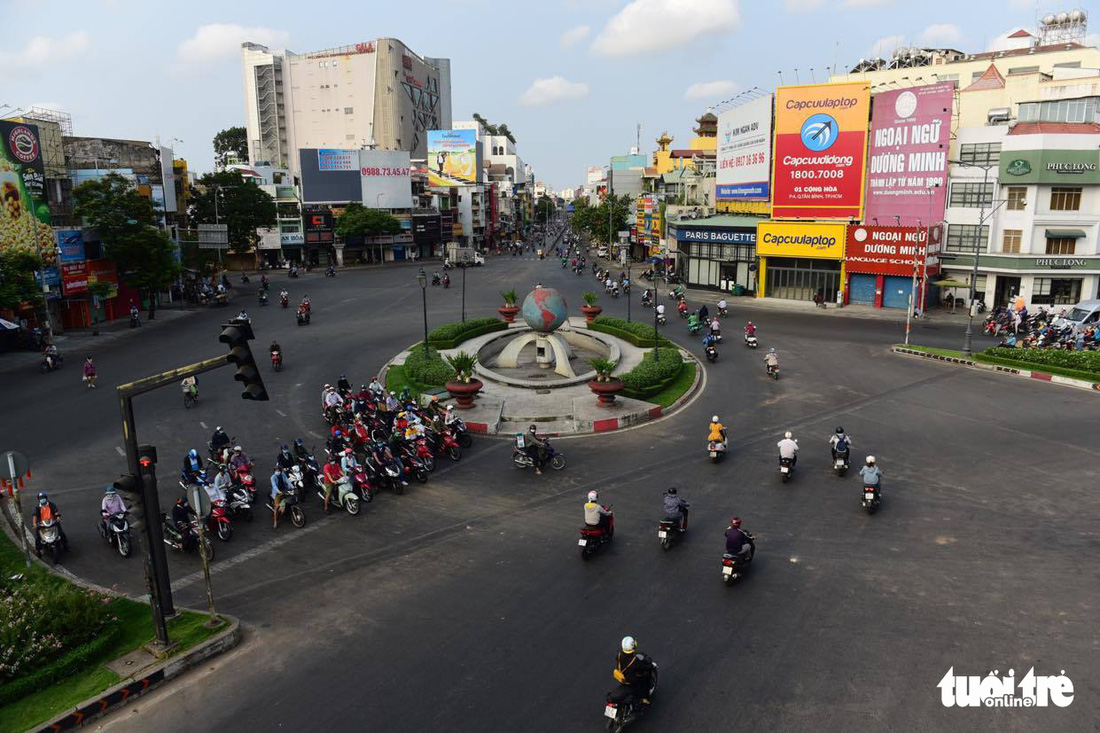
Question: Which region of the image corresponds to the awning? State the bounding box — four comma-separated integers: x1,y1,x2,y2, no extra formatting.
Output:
932,279,969,288
1044,229,1086,239
0,318,19,330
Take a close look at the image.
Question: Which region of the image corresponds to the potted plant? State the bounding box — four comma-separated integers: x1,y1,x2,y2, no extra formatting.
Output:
444,351,483,409
581,292,602,324
587,357,624,406
498,288,520,323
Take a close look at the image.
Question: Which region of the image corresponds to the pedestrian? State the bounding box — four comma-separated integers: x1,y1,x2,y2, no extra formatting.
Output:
83,356,97,388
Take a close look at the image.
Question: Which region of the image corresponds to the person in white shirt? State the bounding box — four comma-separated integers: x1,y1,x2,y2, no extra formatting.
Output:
777,431,799,467
208,466,231,503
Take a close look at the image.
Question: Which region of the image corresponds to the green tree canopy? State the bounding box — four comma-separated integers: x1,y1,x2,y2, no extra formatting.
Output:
334,203,403,239
535,195,555,222
0,250,44,312
471,113,516,143
189,170,277,254
570,194,632,245
213,126,248,168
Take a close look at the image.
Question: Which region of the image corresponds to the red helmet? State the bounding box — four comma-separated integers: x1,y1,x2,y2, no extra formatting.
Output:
344,448,353,455
729,517,742,528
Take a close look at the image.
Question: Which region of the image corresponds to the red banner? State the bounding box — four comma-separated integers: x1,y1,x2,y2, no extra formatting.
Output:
60,262,88,296
845,225,941,277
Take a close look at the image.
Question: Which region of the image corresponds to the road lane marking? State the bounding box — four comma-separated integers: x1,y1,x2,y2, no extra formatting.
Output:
276,409,288,417
200,421,208,429
308,430,324,439
115,446,125,457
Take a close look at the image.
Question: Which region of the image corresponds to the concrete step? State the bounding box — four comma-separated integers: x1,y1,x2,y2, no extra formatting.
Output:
498,418,576,436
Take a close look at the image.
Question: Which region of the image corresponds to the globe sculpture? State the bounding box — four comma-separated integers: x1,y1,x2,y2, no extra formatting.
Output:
498,286,576,377
521,287,568,333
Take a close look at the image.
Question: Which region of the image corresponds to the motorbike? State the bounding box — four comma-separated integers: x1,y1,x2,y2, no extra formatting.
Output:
259,291,269,306
368,454,409,495
396,443,431,482
766,362,779,380
208,499,233,541
183,385,199,409
669,289,684,302
318,475,361,515
707,439,726,463
129,312,141,328
289,268,299,278
512,440,566,471
240,273,250,284
687,320,703,335
98,511,132,558
721,544,754,584
280,294,289,308
325,266,336,277
717,306,728,318
446,418,474,449
657,512,687,551
705,344,717,363
214,291,229,307
345,463,376,502
40,353,63,373
443,277,451,289
226,483,253,522
744,333,758,348
579,507,614,560
230,462,257,499
297,309,311,326
440,428,463,461
862,483,881,514
271,349,283,371
677,303,689,319
431,274,441,286
268,480,307,528
603,660,658,732
709,331,722,343
779,456,795,483
161,514,214,561
641,293,653,308
296,453,321,491
656,313,667,326
36,517,65,565
833,444,850,475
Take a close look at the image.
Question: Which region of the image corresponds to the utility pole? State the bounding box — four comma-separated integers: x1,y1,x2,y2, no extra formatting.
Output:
30,224,55,346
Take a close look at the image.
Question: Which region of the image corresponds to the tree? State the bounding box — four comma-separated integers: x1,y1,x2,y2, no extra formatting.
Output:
535,195,555,222
569,194,632,245
334,203,402,239
471,113,516,144
189,171,277,254
0,250,43,312
73,173,180,318
213,126,248,169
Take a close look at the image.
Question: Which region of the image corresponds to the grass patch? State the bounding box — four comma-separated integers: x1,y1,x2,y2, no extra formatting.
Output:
384,363,437,400
974,354,1100,383
620,348,685,399
646,361,696,408
894,344,968,359
588,316,674,348
403,345,455,387
427,318,507,349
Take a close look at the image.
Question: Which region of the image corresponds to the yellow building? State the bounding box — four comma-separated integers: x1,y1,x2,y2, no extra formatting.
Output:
649,111,718,175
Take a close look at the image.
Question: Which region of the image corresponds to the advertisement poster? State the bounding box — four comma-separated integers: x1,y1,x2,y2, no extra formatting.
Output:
845,225,941,277
864,83,952,225
717,96,773,201
359,150,413,209
771,83,871,219
317,149,358,172
0,121,54,261
756,221,847,259
57,229,86,263
427,130,478,187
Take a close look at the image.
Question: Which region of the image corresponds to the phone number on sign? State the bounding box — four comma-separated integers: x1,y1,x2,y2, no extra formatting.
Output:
787,169,845,180
720,152,767,169
360,167,410,177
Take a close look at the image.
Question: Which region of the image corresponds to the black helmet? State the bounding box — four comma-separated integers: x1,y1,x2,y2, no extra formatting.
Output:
666,487,677,496
281,444,290,452
836,426,844,434
294,438,304,447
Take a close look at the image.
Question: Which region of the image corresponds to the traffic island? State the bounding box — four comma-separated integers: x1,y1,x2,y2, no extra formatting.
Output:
893,344,1100,393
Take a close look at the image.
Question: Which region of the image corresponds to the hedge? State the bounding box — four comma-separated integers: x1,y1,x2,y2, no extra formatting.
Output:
982,347,1100,376
589,316,673,348
427,318,508,349
620,348,685,398
403,345,455,386
0,624,120,707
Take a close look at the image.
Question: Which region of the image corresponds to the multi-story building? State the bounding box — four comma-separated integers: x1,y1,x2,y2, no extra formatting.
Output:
241,39,451,172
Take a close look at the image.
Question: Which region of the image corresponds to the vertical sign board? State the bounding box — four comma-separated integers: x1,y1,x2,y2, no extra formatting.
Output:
427,130,477,187
864,83,953,225
0,121,53,261
359,150,413,209
716,95,773,201
771,83,871,219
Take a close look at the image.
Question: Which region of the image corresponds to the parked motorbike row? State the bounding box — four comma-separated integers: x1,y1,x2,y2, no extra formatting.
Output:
983,305,1098,351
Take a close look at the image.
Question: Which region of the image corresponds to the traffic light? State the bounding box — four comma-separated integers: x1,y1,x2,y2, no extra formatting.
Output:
219,319,269,401
113,473,145,530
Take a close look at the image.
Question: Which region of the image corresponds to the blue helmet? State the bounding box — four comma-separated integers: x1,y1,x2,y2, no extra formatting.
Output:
188,449,198,459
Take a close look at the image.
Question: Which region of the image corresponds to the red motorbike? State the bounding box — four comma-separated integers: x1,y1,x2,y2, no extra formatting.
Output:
579,507,614,560
208,499,233,541
347,464,375,503
440,429,462,461
230,463,256,502
271,349,282,371
414,438,436,472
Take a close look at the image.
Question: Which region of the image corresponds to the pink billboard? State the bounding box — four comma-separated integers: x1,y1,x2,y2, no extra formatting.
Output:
864,82,953,226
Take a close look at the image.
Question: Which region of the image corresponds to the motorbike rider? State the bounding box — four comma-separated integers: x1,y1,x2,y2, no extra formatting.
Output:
328,428,348,455
340,447,361,479
662,487,689,531
584,490,613,534
777,431,799,468
859,456,883,488
702,332,719,349
321,454,345,513
744,321,756,337
181,375,198,401
337,373,352,397
101,485,127,523
237,308,250,322
258,286,268,303
687,313,700,332
32,492,68,555
830,427,852,461
725,517,755,561
270,339,282,363
293,438,312,463
717,298,728,315
270,466,290,528
43,342,60,369
709,317,721,337
368,375,385,401
764,347,779,373
170,495,196,533
276,444,297,471
228,445,253,477
182,449,205,483
525,424,548,475
209,465,231,502
129,301,140,322
210,426,231,461
279,288,289,305
613,636,655,706
707,416,727,447
698,303,709,322
671,284,684,300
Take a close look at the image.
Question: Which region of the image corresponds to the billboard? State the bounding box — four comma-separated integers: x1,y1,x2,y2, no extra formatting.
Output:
317,149,359,172
756,221,846,260
845,225,941,277
360,150,413,209
771,82,871,220
303,208,335,247
56,229,85,263
717,96,773,201
300,149,360,203
0,121,53,260
428,130,478,187
61,261,88,296
864,83,952,225
999,149,1100,184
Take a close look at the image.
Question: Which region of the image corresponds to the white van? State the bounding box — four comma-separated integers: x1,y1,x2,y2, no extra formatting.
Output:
1056,299,1100,329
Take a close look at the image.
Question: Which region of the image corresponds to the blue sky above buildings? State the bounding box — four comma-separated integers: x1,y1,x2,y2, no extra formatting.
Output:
0,0,1091,190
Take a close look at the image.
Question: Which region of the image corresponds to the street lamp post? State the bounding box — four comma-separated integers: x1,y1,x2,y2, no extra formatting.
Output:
947,159,997,357
460,252,469,322
417,268,429,357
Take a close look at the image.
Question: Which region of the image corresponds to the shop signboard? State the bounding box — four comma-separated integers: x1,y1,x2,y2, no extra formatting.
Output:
864,83,952,225
427,130,478,187
716,95,773,201
999,149,1100,185
756,221,847,259
61,262,88,296
0,121,53,261
674,227,756,244
771,83,871,219
56,229,86,263
845,225,941,277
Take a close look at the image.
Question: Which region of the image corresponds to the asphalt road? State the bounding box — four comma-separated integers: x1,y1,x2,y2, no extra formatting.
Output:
4,235,1098,732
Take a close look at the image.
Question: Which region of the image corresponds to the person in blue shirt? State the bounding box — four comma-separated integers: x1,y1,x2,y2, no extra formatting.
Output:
859,456,883,488
270,466,290,529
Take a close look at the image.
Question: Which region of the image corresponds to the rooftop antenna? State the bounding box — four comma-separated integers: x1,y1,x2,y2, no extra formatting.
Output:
810,67,816,83
778,71,784,85
794,68,800,83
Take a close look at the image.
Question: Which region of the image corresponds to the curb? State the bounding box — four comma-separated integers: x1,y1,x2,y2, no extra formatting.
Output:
892,346,1100,393
36,614,242,732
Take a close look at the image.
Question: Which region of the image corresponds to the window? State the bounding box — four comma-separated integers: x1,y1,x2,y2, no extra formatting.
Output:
1007,65,1040,75
1045,237,1076,255
958,142,1001,167
1002,229,1022,253
949,182,995,208
344,107,353,114
1050,187,1082,211
971,71,985,82
1017,97,1100,124
1032,278,1082,305
1006,187,1027,211
945,224,989,254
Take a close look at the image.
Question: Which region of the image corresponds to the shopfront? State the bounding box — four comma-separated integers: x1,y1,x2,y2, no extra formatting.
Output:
668,216,760,293
844,225,941,309
756,221,847,302
941,254,1100,310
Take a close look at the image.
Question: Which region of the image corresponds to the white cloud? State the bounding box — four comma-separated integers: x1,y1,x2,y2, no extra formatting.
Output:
918,23,963,46
560,25,591,48
783,0,824,9
177,24,289,63
843,0,891,6
591,0,741,57
684,80,739,100
986,28,1030,52
519,76,590,107
868,34,906,58
0,31,90,69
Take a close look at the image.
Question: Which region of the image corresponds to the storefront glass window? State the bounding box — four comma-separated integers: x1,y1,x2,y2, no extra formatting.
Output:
1032,277,1082,305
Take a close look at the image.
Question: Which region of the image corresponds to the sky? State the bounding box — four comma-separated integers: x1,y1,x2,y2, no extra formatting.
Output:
1,0,1096,191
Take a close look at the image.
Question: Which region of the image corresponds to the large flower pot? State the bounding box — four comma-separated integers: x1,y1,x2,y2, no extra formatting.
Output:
588,378,625,407
581,305,603,324
498,305,520,323
446,378,483,409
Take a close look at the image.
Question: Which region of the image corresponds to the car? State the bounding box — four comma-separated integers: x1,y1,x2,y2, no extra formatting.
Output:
1055,299,1100,329
597,247,609,258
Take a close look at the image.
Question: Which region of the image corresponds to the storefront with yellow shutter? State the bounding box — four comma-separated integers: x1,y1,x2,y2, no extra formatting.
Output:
756,221,847,302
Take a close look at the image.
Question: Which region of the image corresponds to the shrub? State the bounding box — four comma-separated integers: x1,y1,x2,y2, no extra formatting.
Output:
589,316,673,348
403,346,455,387
500,288,518,305
620,348,684,397
582,291,600,306
444,351,479,383
588,357,618,382
982,347,1100,376
427,318,508,349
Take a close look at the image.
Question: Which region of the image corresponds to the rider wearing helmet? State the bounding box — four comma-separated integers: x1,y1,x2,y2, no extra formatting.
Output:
210,426,231,459
764,347,779,371
744,321,756,337
171,495,196,532
724,517,755,561
613,636,655,706
584,490,613,534
707,415,727,444
830,426,852,461
32,491,68,554
101,485,126,518
228,445,252,475
859,456,883,487
662,487,689,531
525,424,548,475
777,431,799,467
182,448,204,483
276,444,296,471
337,373,352,397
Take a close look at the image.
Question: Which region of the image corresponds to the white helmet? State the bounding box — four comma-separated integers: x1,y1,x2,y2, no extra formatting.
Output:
587,491,598,502
784,431,792,439
712,415,720,423
621,636,636,653
866,455,876,465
